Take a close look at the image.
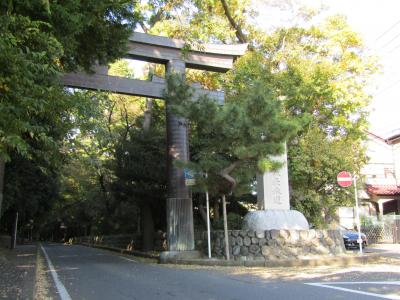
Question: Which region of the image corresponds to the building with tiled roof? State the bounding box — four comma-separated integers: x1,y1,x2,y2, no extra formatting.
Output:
359,130,400,218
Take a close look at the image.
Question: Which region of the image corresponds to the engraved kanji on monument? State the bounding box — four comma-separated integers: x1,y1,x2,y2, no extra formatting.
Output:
256,152,290,210
244,145,309,231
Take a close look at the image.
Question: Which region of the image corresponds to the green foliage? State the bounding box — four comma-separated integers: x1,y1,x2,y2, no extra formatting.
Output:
0,0,138,229
1,152,59,234
221,13,376,225
140,0,239,43
0,0,137,159
289,127,365,227
112,117,167,229
56,155,142,236
55,59,167,236
112,87,167,213
213,212,243,230
164,73,299,196
153,4,377,226
0,15,63,160
2,0,137,71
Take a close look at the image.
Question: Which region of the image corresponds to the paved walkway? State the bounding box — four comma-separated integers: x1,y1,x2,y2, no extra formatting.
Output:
366,243,400,253
0,244,38,299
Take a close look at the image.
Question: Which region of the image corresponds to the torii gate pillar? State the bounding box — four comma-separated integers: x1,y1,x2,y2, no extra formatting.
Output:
165,59,194,252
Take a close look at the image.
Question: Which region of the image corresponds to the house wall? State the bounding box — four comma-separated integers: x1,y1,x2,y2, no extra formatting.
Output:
393,143,400,185
351,132,400,220
362,135,396,185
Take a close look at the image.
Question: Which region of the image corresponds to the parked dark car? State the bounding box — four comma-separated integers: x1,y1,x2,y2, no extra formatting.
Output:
341,228,368,250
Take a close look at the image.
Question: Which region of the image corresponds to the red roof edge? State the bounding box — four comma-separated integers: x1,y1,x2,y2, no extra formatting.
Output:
365,130,387,143
366,184,400,196
386,133,400,145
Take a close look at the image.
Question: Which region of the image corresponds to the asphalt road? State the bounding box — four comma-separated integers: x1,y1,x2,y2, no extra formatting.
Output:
40,243,400,300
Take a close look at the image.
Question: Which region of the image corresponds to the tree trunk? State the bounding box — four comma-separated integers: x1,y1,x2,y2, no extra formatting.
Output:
198,204,208,228
0,157,5,225
222,195,230,260
99,174,111,211
98,173,114,232
220,0,248,43
140,202,154,251
213,200,220,222
140,95,155,251
11,211,18,249
142,98,153,133
0,157,6,226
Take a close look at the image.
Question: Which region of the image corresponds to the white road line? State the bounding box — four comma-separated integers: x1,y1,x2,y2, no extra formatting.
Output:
40,244,72,300
319,282,400,285
306,282,400,300
119,256,138,263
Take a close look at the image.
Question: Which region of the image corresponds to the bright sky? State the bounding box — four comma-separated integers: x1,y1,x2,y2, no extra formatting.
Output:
254,0,400,138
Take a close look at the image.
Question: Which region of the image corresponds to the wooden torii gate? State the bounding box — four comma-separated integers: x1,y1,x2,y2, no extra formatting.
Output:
62,32,247,256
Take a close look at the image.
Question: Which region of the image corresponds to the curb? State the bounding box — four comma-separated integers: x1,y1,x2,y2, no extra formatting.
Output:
79,242,159,259
173,253,385,268
79,242,393,268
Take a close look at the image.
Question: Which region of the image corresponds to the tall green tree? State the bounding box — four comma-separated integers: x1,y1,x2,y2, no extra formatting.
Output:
0,0,137,226
289,127,366,227
258,16,377,224
112,103,167,250
0,1,137,159
222,14,377,225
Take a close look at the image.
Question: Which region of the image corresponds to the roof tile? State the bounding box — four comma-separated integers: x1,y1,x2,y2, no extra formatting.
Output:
366,184,400,196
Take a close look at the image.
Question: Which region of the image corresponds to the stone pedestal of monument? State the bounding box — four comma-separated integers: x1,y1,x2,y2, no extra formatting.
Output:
243,147,309,231
243,210,309,231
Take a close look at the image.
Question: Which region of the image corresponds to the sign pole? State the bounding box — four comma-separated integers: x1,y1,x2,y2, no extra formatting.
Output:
353,175,363,255
337,171,363,255
205,190,211,259
205,173,211,259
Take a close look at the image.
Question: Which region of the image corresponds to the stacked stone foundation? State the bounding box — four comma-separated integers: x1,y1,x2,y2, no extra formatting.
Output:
195,229,346,261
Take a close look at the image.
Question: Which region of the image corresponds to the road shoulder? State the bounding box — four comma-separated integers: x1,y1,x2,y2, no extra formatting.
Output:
0,244,38,299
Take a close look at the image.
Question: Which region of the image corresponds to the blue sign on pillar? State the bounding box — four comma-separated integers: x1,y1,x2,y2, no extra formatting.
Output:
184,168,196,186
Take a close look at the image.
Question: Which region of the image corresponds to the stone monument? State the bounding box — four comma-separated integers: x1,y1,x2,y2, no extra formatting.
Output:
243,145,309,231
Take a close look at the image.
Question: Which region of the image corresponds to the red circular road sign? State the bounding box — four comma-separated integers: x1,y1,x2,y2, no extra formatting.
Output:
337,171,352,187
